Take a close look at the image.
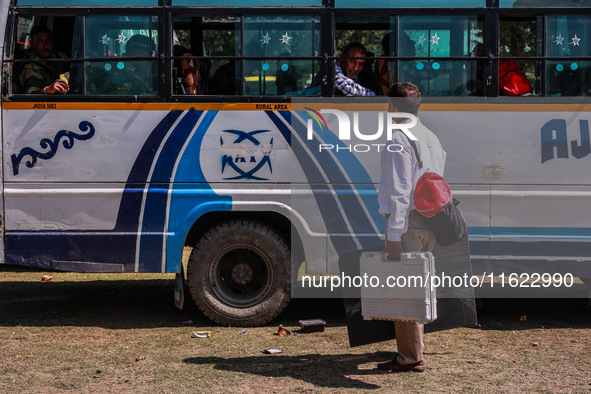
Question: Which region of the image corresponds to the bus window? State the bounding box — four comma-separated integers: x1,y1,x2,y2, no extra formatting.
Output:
399,15,484,96
173,14,320,96
84,15,159,95
546,15,591,96
243,15,321,96
173,16,239,95
13,15,79,95
335,15,394,96
499,16,537,96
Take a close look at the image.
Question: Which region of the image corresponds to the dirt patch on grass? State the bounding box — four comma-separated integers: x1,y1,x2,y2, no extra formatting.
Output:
1,265,590,392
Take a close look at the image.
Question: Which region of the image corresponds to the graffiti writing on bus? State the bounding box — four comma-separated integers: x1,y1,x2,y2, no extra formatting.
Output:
541,119,590,163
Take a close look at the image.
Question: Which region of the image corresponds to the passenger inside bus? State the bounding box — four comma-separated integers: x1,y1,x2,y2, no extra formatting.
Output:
334,42,376,96
375,31,394,95
19,25,69,94
174,45,197,94
173,45,211,95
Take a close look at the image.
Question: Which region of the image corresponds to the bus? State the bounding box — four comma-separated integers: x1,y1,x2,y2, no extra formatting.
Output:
1,0,590,326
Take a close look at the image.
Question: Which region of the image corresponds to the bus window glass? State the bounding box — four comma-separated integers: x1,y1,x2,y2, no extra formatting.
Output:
499,16,538,96
546,15,591,96
84,15,159,95
173,16,240,95
399,15,483,96
243,15,321,96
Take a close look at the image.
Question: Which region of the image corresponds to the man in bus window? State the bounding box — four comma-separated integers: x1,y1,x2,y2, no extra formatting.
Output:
335,42,376,96
19,26,69,94
377,81,446,373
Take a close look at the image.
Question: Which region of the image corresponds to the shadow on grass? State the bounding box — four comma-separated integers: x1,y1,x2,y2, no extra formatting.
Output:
0,268,348,329
184,352,395,389
0,277,193,329
1,265,589,331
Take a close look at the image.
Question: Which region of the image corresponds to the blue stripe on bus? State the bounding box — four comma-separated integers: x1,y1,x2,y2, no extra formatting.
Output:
469,226,591,239
115,110,184,232
288,110,386,249
491,227,591,239
268,110,384,253
268,111,364,253
286,110,386,229
4,232,137,272
164,111,233,273
467,239,488,256
468,228,591,256
469,226,591,259
490,240,591,257
137,109,204,272
467,226,489,238
268,110,367,253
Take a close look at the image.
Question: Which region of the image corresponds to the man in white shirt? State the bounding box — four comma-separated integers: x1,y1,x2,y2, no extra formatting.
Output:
377,81,446,372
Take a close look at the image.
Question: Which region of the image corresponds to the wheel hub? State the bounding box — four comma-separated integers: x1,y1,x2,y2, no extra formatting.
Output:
231,263,254,285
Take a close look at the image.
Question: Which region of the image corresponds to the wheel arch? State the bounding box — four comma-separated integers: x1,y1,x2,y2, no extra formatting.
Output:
165,202,307,274
184,210,297,249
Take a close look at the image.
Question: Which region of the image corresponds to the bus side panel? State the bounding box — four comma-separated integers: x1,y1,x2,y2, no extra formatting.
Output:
2,107,227,272
422,109,591,276
273,109,385,273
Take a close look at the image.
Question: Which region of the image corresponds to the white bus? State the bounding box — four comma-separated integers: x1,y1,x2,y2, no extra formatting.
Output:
1,0,589,326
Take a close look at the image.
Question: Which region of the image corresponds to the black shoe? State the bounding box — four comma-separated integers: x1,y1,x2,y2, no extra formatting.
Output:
377,359,425,372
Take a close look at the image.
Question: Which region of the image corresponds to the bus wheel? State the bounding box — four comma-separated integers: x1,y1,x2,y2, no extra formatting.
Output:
186,220,291,327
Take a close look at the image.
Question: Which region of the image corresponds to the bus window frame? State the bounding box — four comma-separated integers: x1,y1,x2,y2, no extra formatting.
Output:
497,8,591,97
4,4,591,100
332,8,490,97
6,6,165,102
168,7,326,100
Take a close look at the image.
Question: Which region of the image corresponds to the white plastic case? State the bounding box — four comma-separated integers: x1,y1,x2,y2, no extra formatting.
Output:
360,251,437,324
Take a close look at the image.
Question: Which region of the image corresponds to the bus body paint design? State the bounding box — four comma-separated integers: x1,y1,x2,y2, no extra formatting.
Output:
3,104,591,277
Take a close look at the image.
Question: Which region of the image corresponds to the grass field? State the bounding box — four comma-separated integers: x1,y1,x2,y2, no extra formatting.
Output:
1,265,590,393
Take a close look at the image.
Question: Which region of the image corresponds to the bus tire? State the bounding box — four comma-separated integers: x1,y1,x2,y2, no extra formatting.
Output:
186,220,291,327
